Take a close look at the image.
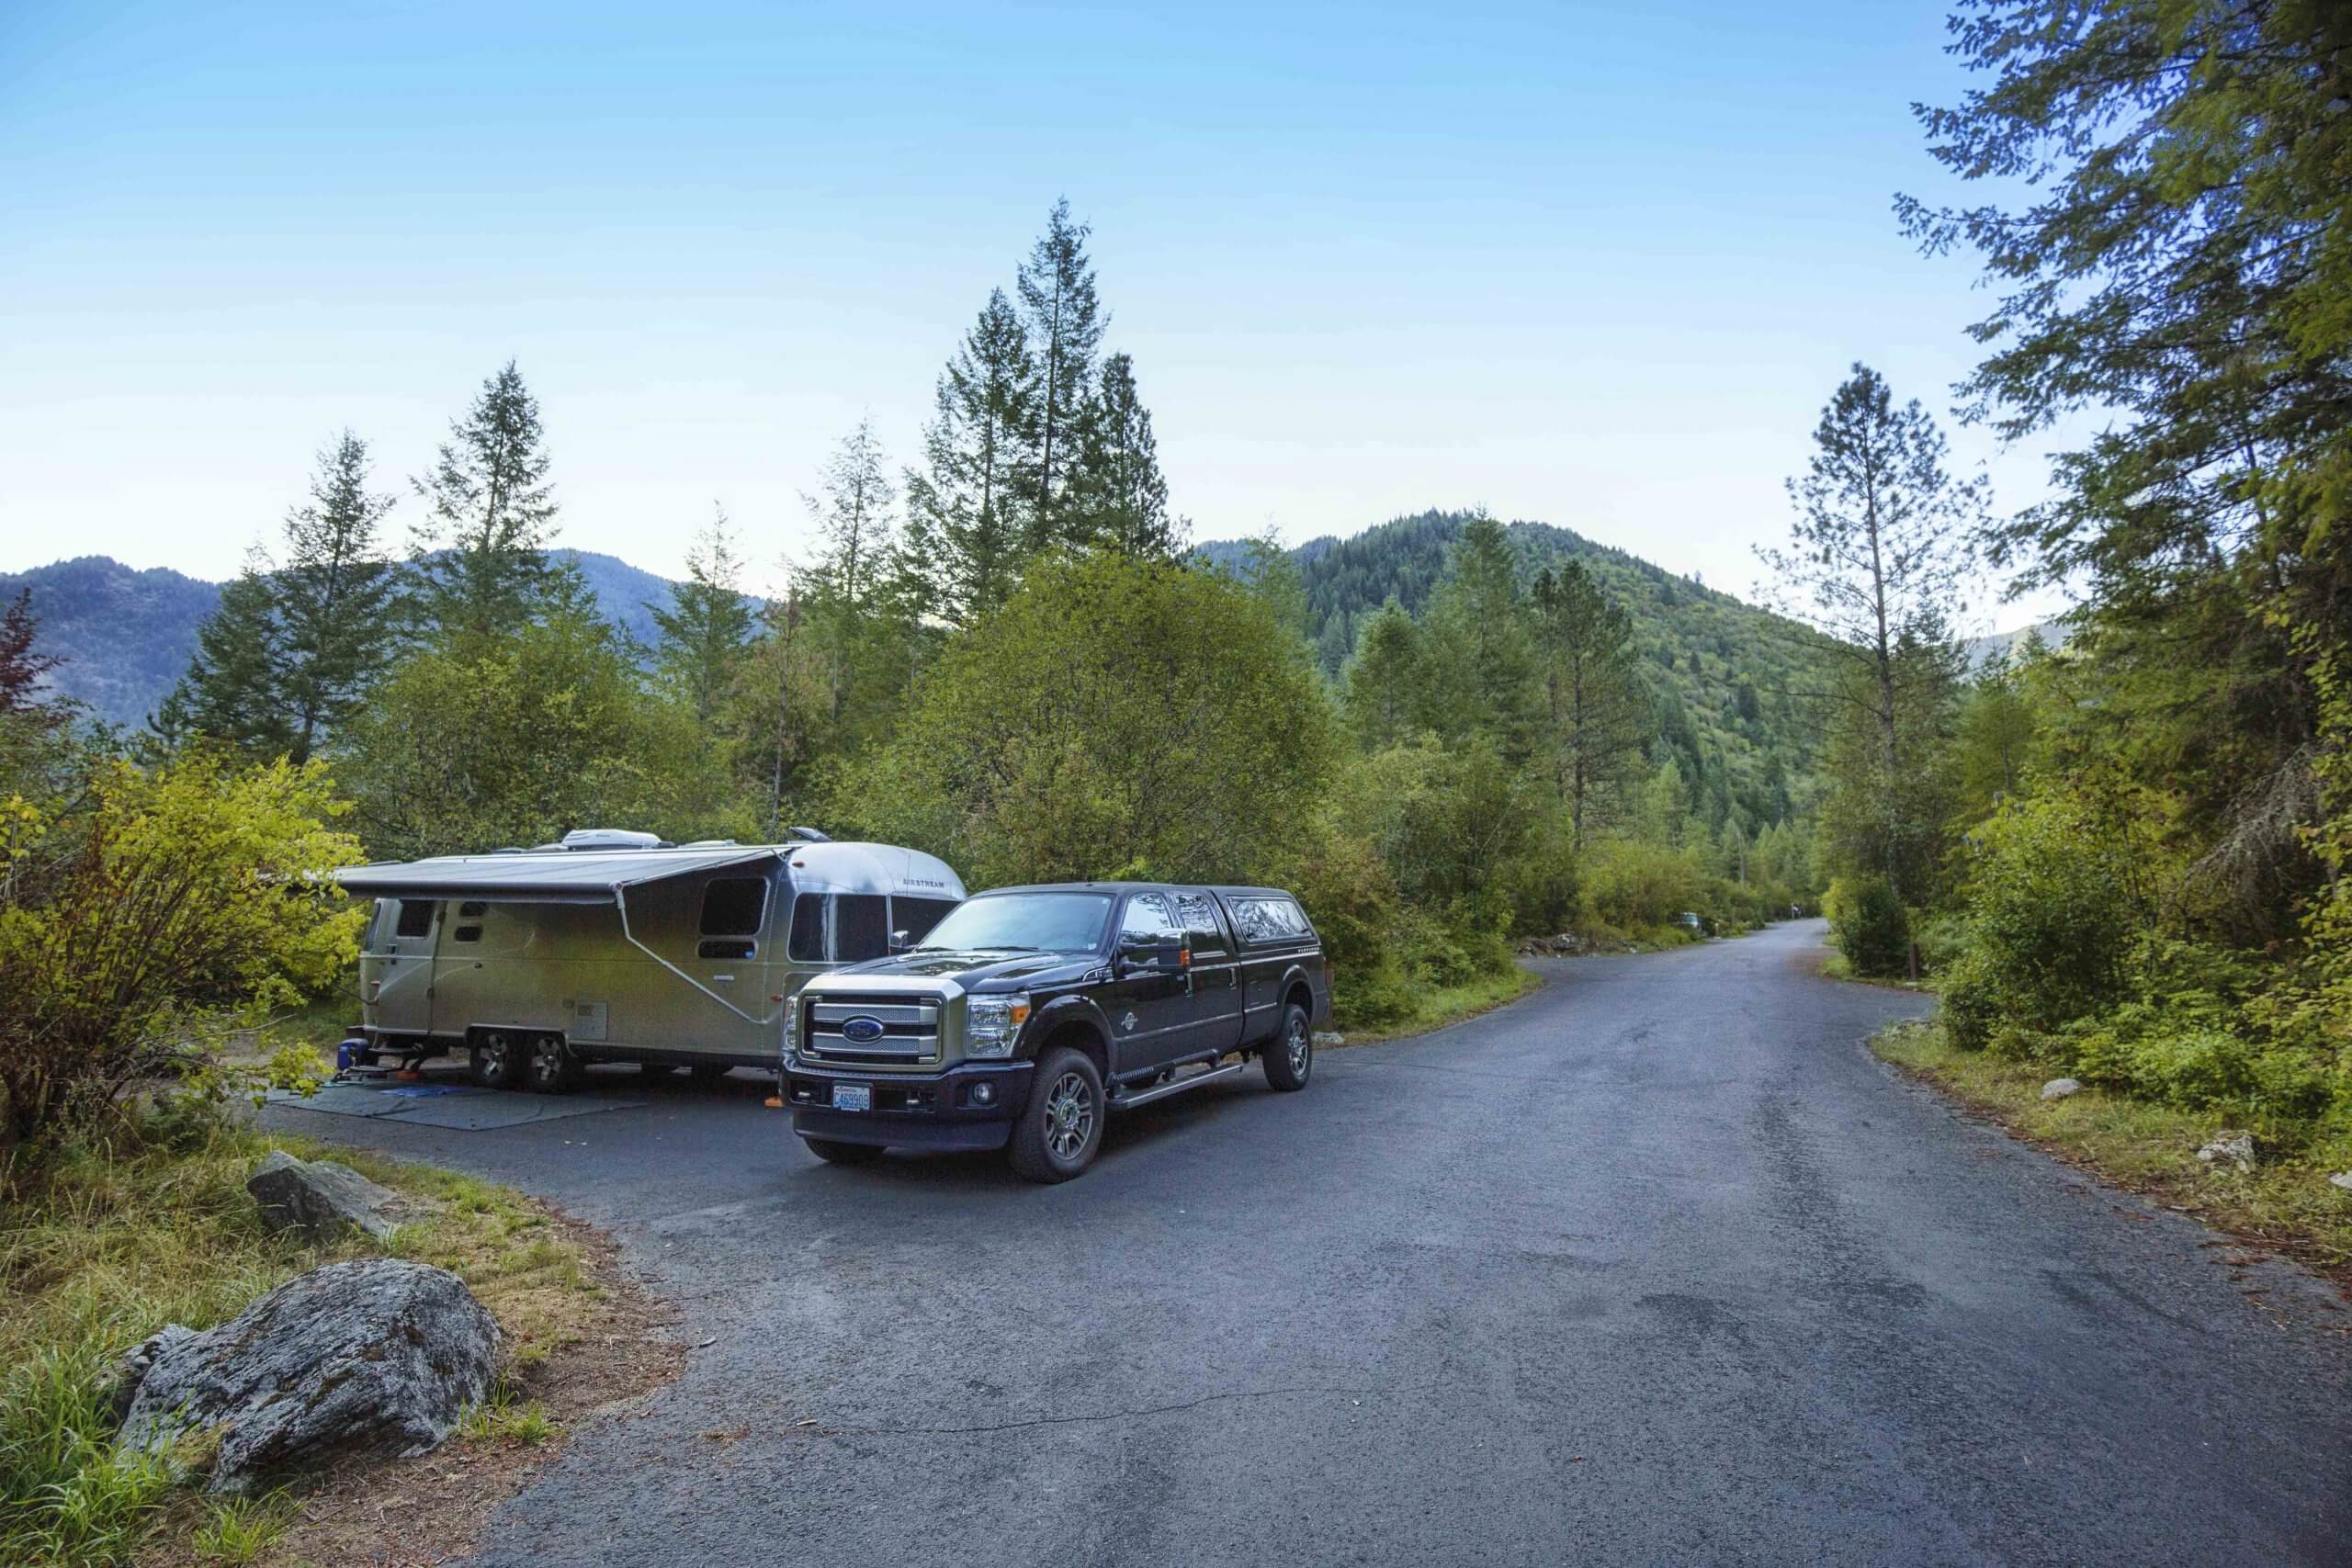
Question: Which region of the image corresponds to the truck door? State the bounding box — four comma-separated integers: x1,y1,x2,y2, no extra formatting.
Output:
363,897,442,1040
1174,890,1243,1056
1108,891,1193,1075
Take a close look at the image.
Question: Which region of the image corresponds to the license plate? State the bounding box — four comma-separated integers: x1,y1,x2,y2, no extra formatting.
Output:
831,1082,872,1112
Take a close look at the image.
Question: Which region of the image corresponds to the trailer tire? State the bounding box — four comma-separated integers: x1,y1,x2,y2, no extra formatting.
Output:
526,1034,582,1094
689,1063,731,1089
1261,1002,1312,1092
470,1032,527,1089
1007,1045,1104,1183
801,1136,885,1165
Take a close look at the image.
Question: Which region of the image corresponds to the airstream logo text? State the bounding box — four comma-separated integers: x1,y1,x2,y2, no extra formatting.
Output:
841,1016,886,1044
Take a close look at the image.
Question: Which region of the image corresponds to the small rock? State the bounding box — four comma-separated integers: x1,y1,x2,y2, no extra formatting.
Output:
2040,1077,2081,1101
1313,1032,1343,1047
2329,1171,2352,1193
118,1258,498,1495
2196,1130,2256,1171
247,1149,416,1242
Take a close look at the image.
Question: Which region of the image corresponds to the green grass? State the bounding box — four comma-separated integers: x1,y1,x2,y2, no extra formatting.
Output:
1872,1019,2352,1277
454,1386,561,1449
1332,964,1542,1049
191,1492,299,1564
0,1112,604,1567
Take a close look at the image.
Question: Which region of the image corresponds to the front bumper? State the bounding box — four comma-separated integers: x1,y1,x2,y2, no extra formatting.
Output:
783,1056,1035,1151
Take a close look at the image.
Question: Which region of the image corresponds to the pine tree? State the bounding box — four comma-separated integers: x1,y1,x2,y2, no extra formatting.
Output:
1421,511,1541,759
1016,197,1104,547
1760,364,1980,908
153,557,293,756
0,589,64,724
276,431,397,761
904,289,1038,626
801,417,899,724
1532,558,1646,847
1342,600,1426,750
411,360,561,639
650,505,757,728
1065,353,1179,558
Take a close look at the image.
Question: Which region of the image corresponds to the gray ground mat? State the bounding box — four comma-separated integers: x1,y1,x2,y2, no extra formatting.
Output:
266,1078,641,1130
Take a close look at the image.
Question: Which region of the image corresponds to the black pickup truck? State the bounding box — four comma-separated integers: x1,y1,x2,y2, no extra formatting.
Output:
780,881,1331,1181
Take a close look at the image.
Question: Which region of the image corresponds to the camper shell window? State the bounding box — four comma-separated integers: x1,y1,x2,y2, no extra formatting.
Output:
699,877,768,937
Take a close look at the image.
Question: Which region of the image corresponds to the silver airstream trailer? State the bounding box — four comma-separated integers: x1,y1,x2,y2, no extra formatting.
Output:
336,829,966,1091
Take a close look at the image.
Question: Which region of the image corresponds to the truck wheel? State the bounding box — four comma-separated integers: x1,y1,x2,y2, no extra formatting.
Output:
802,1136,885,1165
1262,1002,1313,1092
470,1031,527,1089
1008,1046,1104,1183
526,1034,582,1094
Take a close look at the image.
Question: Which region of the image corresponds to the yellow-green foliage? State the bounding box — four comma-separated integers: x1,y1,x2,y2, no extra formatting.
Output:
0,754,365,1140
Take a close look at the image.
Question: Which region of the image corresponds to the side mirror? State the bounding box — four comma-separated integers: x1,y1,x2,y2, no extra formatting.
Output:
888,929,911,953
1117,934,1188,974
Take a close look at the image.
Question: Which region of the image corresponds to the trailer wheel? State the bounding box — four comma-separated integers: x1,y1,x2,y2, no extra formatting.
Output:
526,1034,582,1094
689,1063,731,1089
470,1032,527,1089
801,1136,885,1165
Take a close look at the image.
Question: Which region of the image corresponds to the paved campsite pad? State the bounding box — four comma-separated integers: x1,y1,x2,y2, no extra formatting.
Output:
267,1079,641,1130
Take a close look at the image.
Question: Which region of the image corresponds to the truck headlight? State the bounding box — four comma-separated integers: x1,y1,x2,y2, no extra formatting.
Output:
964,993,1031,1058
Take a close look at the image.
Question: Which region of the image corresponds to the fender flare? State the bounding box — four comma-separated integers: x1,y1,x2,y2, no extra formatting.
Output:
1276,961,1325,1027
1026,993,1116,1073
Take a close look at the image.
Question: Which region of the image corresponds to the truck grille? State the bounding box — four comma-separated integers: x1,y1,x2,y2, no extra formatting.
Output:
801,995,943,1068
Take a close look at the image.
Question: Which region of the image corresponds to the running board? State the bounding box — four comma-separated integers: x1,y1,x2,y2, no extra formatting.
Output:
1114,1059,1245,1108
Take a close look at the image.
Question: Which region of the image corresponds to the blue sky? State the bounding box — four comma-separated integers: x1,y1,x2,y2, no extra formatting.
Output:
0,1,2070,623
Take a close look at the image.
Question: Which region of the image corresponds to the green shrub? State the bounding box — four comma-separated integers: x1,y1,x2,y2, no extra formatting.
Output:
1959,791,2143,1033
2123,1028,2256,1109
1826,873,1910,976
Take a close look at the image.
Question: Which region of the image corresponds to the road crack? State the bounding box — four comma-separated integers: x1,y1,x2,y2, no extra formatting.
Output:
811,1382,1423,1438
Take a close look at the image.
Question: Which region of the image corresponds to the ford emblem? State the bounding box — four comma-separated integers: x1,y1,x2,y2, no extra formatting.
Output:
841,1015,886,1044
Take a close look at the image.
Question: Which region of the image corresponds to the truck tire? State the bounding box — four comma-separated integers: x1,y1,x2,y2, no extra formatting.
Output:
1008,1045,1104,1183
526,1033,582,1094
470,1031,527,1090
802,1136,885,1165
1262,1001,1313,1092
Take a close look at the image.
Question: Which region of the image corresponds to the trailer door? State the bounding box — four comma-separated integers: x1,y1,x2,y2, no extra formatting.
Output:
364,897,443,1039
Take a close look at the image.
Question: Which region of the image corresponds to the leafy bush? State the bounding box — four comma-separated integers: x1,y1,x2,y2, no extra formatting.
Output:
0,755,366,1143
1826,873,1909,976
1956,789,2146,1034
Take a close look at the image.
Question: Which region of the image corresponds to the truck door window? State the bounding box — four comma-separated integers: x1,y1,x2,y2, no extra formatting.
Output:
699,877,767,937
394,900,436,939
1174,893,1227,957
833,895,890,961
1120,893,1179,940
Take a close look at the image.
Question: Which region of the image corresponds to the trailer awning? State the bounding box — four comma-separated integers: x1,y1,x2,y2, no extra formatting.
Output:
334,847,781,905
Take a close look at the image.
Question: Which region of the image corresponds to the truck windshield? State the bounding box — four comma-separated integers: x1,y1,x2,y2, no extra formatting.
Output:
915,893,1112,954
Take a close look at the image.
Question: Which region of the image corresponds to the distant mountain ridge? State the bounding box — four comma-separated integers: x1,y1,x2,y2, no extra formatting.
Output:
0,550,706,728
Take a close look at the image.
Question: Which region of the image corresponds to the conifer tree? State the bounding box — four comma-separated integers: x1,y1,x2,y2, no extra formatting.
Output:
1421,512,1541,759
276,431,397,760
1342,600,1427,750
1532,558,1646,847
0,589,63,723
153,557,292,757
649,505,757,728
904,289,1038,626
1066,353,1180,558
411,360,562,639
1015,198,1104,547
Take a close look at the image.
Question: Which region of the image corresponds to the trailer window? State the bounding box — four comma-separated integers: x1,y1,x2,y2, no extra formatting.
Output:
394,900,435,939
787,894,826,962
892,896,958,944
834,895,890,962
699,877,767,937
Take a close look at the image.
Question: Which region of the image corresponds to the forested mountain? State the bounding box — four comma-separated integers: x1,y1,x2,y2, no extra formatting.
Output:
1201,510,1837,836
0,549,739,728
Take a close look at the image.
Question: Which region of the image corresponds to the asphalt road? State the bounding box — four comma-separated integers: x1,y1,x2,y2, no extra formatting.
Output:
272,920,2352,1566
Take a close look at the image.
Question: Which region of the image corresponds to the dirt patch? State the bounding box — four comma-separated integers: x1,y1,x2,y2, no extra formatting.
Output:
139,1210,684,1568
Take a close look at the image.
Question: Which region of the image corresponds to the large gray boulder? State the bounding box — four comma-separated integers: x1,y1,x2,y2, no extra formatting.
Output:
118,1258,499,1494
246,1149,416,1242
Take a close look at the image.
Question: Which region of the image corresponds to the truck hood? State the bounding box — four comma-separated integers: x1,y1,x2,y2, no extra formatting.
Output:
826,949,1102,991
